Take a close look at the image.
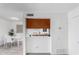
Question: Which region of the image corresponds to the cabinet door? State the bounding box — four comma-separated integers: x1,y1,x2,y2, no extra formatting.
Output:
26,18,50,29
26,37,51,53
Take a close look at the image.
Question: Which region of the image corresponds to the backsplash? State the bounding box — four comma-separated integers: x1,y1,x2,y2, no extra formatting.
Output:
26,29,50,37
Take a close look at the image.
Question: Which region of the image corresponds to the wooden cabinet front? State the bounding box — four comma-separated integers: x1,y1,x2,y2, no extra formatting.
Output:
26,18,50,29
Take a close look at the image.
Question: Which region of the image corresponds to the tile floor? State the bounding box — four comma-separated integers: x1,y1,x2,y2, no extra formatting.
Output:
0,45,23,55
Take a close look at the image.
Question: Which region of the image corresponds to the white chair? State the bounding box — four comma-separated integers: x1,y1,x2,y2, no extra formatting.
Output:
2,35,12,48
14,34,23,47
0,36,4,47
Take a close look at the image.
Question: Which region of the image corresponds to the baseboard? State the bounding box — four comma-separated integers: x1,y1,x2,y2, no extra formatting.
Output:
26,53,51,55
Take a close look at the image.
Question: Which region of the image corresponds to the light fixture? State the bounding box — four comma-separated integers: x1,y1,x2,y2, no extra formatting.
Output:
10,17,19,20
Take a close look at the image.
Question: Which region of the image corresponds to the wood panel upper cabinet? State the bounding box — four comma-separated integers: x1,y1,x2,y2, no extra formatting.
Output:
26,18,50,29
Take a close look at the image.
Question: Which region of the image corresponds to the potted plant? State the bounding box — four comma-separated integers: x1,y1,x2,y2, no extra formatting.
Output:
8,29,14,36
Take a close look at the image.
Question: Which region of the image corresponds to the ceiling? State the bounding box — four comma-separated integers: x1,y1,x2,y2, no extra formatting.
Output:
0,3,79,21
2,3,79,12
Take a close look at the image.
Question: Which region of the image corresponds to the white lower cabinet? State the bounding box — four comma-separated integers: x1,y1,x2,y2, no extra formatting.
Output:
26,37,51,54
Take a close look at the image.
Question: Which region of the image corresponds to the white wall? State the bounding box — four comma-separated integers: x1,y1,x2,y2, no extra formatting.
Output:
68,7,79,55
51,13,68,55
12,21,23,33
0,19,12,37
25,12,68,54
12,21,24,41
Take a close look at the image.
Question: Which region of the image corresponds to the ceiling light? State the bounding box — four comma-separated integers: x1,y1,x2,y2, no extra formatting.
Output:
10,17,19,20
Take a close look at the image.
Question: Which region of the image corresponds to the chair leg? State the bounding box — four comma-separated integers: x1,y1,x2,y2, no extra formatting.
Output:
4,43,7,48
17,41,19,48
9,42,12,48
